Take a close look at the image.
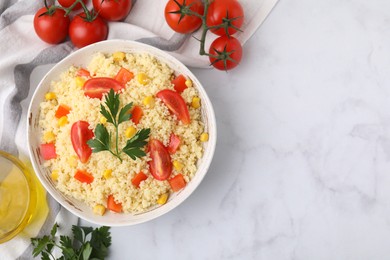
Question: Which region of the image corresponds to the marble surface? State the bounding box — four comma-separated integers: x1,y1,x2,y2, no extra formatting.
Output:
80,0,390,259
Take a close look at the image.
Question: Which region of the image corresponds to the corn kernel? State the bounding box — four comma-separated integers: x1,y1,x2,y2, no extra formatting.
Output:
172,160,183,171
93,204,106,216
136,73,149,85
75,76,86,88
113,51,125,61
192,97,201,109
185,79,193,88
103,169,112,179
157,193,169,205
51,170,59,181
143,96,155,108
100,116,107,124
45,92,56,101
125,126,137,139
43,131,55,143
68,156,78,167
200,132,209,142
58,116,68,126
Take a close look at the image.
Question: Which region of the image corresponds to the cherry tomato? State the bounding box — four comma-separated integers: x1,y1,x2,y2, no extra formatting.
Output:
164,0,204,34
92,0,132,21
71,121,94,163
33,7,70,44
206,0,244,36
107,194,122,213
83,78,124,99
156,89,191,125
209,35,242,70
69,13,108,48
148,139,172,181
40,143,57,160
167,133,181,154
172,74,187,94
74,169,94,184
57,0,88,11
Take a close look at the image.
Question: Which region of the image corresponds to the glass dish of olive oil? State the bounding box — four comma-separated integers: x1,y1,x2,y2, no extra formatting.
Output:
0,151,42,243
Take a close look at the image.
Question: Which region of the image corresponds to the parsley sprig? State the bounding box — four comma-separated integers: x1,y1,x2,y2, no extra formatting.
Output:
31,223,111,260
87,89,150,162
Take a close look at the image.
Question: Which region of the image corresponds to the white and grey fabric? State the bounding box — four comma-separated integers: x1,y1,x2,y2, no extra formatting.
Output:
0,0,278,258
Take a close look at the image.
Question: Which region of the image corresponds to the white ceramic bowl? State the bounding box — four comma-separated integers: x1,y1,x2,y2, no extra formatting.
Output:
27,40,216,226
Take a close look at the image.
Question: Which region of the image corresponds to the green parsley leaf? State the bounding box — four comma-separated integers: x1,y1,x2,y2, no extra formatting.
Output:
122,128,151,160
117,102,133,125
104,89,120,125
87,124,111,153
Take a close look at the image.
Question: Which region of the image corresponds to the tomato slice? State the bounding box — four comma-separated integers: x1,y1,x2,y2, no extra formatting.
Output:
40,143,57,160
55,104,70,119
167,133,181,154
83,77,125,99
169,174,186,192
131,105,143,125
156,89,190,125
107,194,122,213
115,68,134,85
131,171,148,188
172,74,187,93
74,169,94,184
71,121,94,163
148,139,172,181
77,68,91,77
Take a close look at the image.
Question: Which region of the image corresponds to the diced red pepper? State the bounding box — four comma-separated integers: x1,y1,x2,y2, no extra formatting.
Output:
55,104,71,119
131,171,148,188
40,143,57,160
77,68,91,77
115,68,134,85
167,133,181,154
172,74,187,93
107,194,122,213
131,105,143,125
74,169,94,184
169,174,186,192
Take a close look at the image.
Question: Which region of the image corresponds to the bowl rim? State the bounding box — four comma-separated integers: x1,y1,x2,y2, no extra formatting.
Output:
27,39,217,226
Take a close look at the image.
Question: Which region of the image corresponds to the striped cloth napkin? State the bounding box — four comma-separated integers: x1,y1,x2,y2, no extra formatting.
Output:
0,0,278,258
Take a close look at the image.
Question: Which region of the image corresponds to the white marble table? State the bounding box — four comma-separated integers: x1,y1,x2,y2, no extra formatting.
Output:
81,0,390,259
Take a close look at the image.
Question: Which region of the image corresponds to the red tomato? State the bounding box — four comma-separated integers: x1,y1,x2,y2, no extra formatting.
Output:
131,171,148,188
169,174,186,192
33,7,70,44
209,35,242,70
71,121,94,163
156,89,190,125
40,143,57,160
58,0,88,10
55,104,71,119
206,0,244,36
115,68,134,85
148,139,172,181
83,77,125,99
92,0,132,21
107,194,122,213
167,133,181,154
172,74,187,94
74,169,94,184
164,0,204,34
77,68,91,77
69,13,108,48
131,106,143,125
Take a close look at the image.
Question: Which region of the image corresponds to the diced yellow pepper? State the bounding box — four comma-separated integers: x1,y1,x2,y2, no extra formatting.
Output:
136,73,149,85
43,131,55,143
172,160,183,171
191,97,201,109
103,169,112,179
58,116,68,126
93,204,106,216
125,126,137,139
75,76,86,88
100,116,107,124
143,96,155,108
200,132,209,142
157,193,169,205
68,156,78,167
51,170,59,181
113,51,125,61
45,92,56,101
185,79,192,88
